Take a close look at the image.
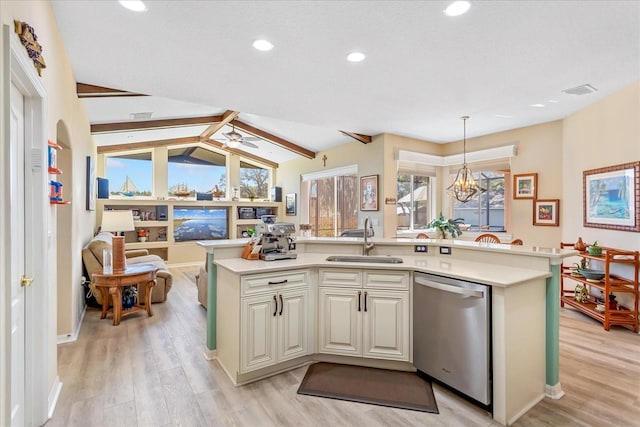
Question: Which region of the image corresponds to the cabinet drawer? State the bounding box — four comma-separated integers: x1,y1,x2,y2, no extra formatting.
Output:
319,268,362,288
363,271,409,290
241,270,308,296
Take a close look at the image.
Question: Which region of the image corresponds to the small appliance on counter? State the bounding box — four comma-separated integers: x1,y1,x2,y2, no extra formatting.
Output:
255,216,297,261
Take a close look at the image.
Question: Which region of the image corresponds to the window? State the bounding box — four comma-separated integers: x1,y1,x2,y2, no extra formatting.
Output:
240,160,270,199
302,170,358,237
168,146,226,198
106,151,153,197
452,171,506,231
397,174,432,230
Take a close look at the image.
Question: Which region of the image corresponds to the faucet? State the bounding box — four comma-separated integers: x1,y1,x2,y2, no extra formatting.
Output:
363,216,375,255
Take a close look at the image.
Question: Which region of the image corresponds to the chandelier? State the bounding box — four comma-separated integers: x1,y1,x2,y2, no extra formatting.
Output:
446,116,486,203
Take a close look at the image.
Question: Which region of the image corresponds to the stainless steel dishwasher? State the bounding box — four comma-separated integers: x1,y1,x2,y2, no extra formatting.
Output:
413,272,491,408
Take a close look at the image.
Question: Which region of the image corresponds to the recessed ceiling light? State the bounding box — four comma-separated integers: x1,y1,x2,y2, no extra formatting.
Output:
252,39,274,51
347,52,366,62
118,1,147,12
495,114,513,119
444,1,471,17
530,104,545,108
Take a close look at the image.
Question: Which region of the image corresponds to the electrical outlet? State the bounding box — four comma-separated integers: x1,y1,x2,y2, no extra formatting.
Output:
439,246,452,255
414,245,428,253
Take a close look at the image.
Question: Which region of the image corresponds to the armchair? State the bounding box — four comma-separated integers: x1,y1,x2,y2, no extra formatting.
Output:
82,232,172,304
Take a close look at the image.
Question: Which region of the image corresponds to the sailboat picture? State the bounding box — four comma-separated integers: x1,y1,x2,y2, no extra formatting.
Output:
119,176,139,197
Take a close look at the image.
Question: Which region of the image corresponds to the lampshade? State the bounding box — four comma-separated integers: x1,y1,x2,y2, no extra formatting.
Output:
446,116,486,203
101,210,135,233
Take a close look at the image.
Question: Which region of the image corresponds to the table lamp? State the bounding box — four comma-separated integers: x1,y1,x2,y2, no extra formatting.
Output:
101,210,135,274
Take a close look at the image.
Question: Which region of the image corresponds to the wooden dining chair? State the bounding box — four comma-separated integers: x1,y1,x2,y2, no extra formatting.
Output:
475,233,500,243
415,233,429,239
510,239,523,245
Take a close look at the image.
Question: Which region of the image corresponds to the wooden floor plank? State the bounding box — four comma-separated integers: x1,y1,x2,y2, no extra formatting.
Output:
46,266,640,427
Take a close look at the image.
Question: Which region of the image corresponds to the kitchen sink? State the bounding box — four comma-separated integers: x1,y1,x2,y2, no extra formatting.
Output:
325,255,404,264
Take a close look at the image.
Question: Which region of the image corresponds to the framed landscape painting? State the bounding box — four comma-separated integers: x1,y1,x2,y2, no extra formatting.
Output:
583,161,640,232
513,173,537,199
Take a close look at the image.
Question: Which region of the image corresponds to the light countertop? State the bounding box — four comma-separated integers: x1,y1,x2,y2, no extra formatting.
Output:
214,253,551,287
198,236,576,261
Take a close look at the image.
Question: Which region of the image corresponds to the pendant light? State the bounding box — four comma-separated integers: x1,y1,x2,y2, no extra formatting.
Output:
446,116,486,203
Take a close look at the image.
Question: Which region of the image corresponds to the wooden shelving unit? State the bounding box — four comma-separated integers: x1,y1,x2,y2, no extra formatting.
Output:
560,245,639,332
97,199,282,263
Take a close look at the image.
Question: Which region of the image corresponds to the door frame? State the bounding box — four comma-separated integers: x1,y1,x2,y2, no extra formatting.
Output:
1,25,53,426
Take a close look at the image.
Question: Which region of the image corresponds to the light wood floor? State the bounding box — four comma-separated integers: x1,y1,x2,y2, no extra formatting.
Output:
47,266,640,427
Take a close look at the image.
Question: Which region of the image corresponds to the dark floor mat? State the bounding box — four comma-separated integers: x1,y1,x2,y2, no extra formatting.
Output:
297,362,439,413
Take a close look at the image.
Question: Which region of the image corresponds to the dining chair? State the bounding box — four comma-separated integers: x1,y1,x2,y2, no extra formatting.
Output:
416,233,429,239
475,233,500,243
510,239,523,245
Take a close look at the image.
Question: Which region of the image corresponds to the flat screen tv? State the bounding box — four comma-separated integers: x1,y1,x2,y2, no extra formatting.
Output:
173,206,228,241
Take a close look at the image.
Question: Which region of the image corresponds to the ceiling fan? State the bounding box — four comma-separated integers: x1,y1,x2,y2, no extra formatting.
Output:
221,122,260,149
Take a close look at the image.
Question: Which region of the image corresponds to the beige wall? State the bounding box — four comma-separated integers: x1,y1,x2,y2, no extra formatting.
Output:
2,0,95,393
278,135,386,234
562,80,640,251
445,121,564,247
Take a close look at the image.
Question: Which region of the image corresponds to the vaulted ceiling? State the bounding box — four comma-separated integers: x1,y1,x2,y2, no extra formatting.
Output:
51,1,640,163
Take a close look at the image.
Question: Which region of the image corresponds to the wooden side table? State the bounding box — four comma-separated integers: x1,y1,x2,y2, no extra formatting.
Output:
92,264,159,326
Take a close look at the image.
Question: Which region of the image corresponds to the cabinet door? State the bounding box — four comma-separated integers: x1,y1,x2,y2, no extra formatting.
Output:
363,290,410,361
241,294,277,373
277,287,310,362
318,287,362,356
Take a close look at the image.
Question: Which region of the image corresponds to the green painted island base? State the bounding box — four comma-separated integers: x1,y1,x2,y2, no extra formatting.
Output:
545,263,564,399
203,252,218,360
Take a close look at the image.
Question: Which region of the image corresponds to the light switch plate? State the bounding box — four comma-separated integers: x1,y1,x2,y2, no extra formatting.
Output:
439,246,451,255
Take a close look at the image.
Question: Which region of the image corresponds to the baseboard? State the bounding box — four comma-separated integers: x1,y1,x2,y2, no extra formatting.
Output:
508,392,545,425
56,304,86,344
202,348,217,360
47,376,63,419
544,382,565,400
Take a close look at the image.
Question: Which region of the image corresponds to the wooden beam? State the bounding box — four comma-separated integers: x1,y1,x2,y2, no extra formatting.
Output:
340,130,372,144
76,82,146,98
232,119,315,159
98,135,278,168
202,138,279,169
91,115,223,134
199,110,239,139
97,136,200,154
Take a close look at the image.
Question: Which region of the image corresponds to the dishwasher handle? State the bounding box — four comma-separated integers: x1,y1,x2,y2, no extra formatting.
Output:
415,276,484,298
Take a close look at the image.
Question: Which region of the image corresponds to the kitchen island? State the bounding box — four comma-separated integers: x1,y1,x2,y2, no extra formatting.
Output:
198,237,575,426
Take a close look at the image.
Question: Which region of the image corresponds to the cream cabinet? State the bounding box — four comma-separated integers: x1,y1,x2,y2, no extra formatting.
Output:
318,268,410,361
240,270,312,373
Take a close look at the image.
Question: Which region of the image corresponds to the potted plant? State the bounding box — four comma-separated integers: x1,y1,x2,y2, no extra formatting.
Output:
122,285,137,310
588,240,602,256
427,212,465,239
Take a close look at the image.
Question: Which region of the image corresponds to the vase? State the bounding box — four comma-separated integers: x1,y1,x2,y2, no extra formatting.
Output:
574,237,587,252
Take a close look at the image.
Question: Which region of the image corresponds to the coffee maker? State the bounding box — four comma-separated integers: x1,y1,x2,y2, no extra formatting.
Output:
255,217,297,261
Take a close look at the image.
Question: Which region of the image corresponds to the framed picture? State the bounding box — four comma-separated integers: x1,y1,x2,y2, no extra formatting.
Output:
513,173,537,199
285,193,297,216
360,175,379,211
86,155,96,211
583,161,640,232
533,199,559,226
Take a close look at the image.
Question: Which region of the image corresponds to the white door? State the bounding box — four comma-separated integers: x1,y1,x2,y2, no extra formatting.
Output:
363,290,410,361
9,82,26,426
240,294,277,373
277,288,309,362
318,287,362,356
